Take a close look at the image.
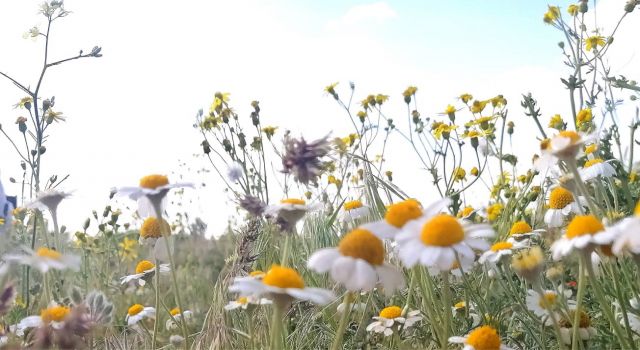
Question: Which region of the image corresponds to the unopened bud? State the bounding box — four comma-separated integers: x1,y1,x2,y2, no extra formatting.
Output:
83,218,90,230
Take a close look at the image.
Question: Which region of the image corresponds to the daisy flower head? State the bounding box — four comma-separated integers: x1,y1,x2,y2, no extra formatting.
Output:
138,217,171,245
558,309,596,344
265,198,320,232
116,174,193,217
308,227,405,295
452,301,482,326
120,260,170,286
3,247,80,273
229,265,334,308
395,198,494,271
340,199,370,222
479,241,515,265
449,325,512,350
544,187,583,228
580,158,616,181
165,307,193,331
511,246,545,282
546,130,593,161
525,289,573,320
366,306,422,337
551,215,611,260
360,198,424,239
27,189,71,214
11,304,70,336
224,296,271,311
610,201,640,257
126,304,155,326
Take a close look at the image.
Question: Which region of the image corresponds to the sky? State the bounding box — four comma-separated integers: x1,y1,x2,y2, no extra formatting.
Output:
1,0,639,237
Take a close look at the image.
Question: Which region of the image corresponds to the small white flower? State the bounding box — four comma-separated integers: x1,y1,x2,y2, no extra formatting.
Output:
126,304,155,326
264,198,321,231
609,214,640,257
27,189,71,213
3,247,80,273
550,215,612,260
116,174,193,217
361,198,424,239
525,289,573,320
11,304,71,336
366,306,422,337
544,187,585,228
558,309,597,345
449,325,512,350
120,260,170,286
224,296,272,311
165,308,193,331
478,241,516,265
340,200,370,222
226,162,244,182
580,158,616,181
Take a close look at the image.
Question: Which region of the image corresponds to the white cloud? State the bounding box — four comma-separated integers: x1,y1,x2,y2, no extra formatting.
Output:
326,2,397,30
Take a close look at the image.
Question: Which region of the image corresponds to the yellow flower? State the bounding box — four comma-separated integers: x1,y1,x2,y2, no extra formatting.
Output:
119,237,138,261
41,305,70,323
576,108,592,127
568,4,579,16
548,114,565,130
210,92,230,113
13,96,33,109
470,167,479,177
486,203,503,221
630,170,638,183
512,246,544,281
324,82,338,95
453,167,466,182
459,93,473,104
584,143,597,155
490,95,507,108
262,126,278,139
432,123,457,140
585,36,606,51
470,100,488,114
402,86,418,98
543,6,560,24
444,105,456,115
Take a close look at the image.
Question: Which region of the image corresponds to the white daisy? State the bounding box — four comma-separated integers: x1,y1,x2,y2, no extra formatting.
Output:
609,203,640,256
395,198,494,272
340,200,370,222
550,215,612,260
307,228,404,296
525,289,573,319
558,309,597,345
614,303,640,333
366,306,422,337
580,158,616,181
360,198,425,239
449,325,512,350
126,304,155,326
26,189,71,213
535,131,595,172
478,241,516,264
116,174,193,217
224,296,272,311
3,247,80,273
120,260,170,286
544,187,585,228
264,198,321,231
165,308,193,331
137,217,172,246
506,221,546,245
229,265,334,307
11,304,70,336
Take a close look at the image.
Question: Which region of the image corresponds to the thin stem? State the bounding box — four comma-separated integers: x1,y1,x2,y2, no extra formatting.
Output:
440,271,452,350
571,258,585,350
331,293,353,350
533,282,566,350
151,259,161,350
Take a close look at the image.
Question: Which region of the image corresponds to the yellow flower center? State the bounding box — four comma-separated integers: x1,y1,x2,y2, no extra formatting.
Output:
128,304,144,316
384,199,422,228
540,138,551,150
40,306,70,323
458,206,474,218
635,201,640,217
338,228,385,265
509,221,533,235
237,297,248,304
139,174,169,189
584,144,597,154
584,158,603,168
466,325,501,350
549,187,574,209
379,306,402,319
557,130,581,145
262,265,305,289
490,241,513,252
135,260,155,274
511,247,544,273
249,270,265,277
36,247,61,260
280,198,306,205
140,217,171,239
170,307,181,316
344,200,363,211
454,301,466,309
538,292,557,309
420,214,464,247
565,215,604,239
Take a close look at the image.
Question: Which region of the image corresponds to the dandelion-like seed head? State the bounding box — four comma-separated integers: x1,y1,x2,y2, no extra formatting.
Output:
338,229,384,265
466,325,501,350
379,306,402,319
385,199,422,228
127,304,144,316
139,175,169,189
421,215,464,247
280,198,306,205
135,260,155,274
262,265,305,289
40,305,70,323
509,221,532,235
584,159,603,168
140,217,170,239
491,241,513,252
344,200,363,211
549,187,574,209
36,247,61,260
565,215,604,239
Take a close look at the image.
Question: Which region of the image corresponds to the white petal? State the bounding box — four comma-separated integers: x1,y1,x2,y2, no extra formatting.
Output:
307,248,340,273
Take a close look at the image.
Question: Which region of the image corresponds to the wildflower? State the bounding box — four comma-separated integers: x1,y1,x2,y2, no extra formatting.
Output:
125,304,155,326
543,6,560,24
548,114,565,130
308,228,405,295
341,200,370,221
568,4,579,16
460,93,473,104
511,246,544,281
585,36,606,51
433,123,457,140
366,306,422,336
13,96,33,109
457,206,476,219
453,167,466,182
45,109,66,123
402,86,418,103
262,126,278,139
281,135,331,185
27,190,71,214
535,131,595,171
479,241,515,264
486,203,503,221
544,187,583,228
444,104,457,117
558,309,597,344
239,195,267,217
11,304,71,336
576,108,592,128
580,158,616,181
3,247,80,273
226,162,244,182
224,296,271,311
361,199,424,239
470,167,479,177
452,301,482,326
470,100,488,114
116,174,193,217
265,198,320,231
507,221,545,244
449,325,512,349
229,265,334,307
609,201,640,257
120,260,170,286
525,289,573,319
118,237,138,261
139,217,171,245
395,198,494,271
550,215,612,260
165,307,193,331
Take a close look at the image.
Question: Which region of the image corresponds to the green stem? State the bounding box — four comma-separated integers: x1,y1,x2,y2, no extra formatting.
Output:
281,234,291,266
269,304,284,350
566,160,599,217
151,259,160,349
331,293,353,350
440,271,452,350
533,282,566,350
571,258,586,350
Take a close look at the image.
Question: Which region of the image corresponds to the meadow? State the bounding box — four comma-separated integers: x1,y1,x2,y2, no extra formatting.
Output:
2,1,640,349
